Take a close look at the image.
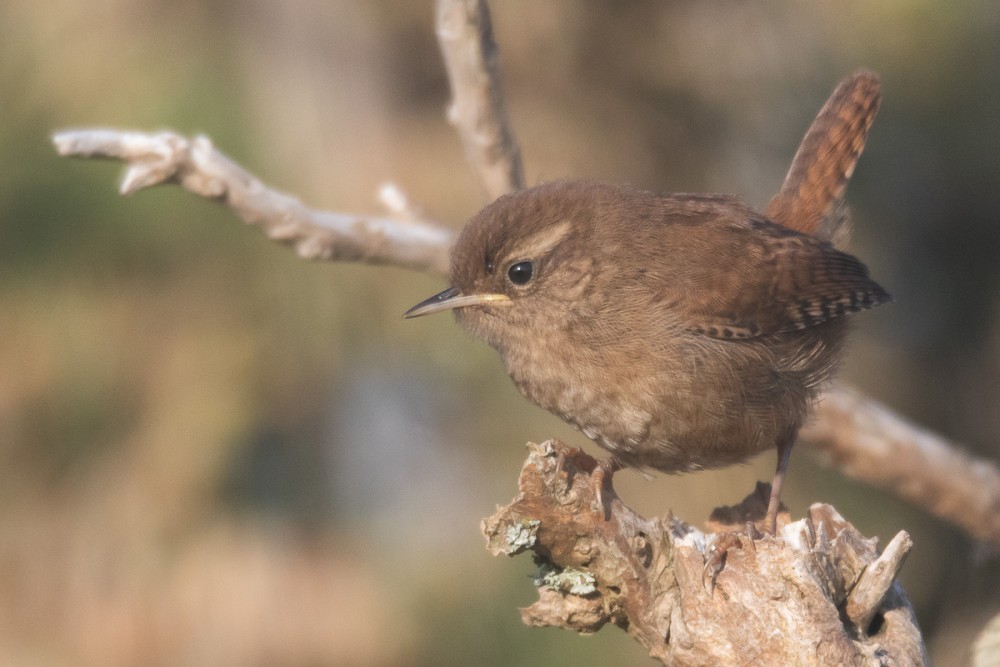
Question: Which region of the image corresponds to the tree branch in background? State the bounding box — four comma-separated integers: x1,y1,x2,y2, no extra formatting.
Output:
436,0,524,199
803,386,1000,547
483,440,928,666
52,130,454,276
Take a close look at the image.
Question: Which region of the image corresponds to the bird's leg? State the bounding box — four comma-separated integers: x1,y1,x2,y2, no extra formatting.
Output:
703,433,796,591
764,432,795,535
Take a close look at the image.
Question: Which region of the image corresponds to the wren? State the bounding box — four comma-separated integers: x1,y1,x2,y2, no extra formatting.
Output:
406,71,888,532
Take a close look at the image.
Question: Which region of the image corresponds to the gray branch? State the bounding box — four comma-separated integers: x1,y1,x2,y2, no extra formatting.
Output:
436,0,524,199
803,385,1000,548
52,130,453,276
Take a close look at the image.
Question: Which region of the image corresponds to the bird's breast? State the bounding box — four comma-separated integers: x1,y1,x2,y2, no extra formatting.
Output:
496,322,822,473
499,327,660,452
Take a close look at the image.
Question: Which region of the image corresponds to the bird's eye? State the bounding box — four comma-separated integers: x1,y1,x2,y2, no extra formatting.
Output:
507,261,534,286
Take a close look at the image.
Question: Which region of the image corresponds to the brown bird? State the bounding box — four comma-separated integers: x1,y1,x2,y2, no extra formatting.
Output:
406,71,888,532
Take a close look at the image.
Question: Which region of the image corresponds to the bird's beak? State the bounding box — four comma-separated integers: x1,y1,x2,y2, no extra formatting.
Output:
404,286,511,318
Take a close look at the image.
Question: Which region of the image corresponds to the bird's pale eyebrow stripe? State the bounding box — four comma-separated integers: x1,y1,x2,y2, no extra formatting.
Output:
508,220,573,260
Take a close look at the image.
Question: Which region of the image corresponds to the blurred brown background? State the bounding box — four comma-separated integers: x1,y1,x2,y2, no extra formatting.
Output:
2,1,999,664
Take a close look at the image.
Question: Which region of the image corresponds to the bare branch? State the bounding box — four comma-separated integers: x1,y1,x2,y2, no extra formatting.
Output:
52,130,454,276
436,0,524,199
484,440,928,666
803,385,1000,548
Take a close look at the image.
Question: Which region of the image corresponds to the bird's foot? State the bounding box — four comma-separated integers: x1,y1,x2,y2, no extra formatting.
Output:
554,444,587,484
552,446,622,520
702,521,761,595
590,457,626,520
701,482,790,594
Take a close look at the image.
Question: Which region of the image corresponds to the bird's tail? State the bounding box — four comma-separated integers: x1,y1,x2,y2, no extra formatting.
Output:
766,70,882,244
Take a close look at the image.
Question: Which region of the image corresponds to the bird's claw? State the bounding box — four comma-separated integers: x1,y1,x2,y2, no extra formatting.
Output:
702,521,761,594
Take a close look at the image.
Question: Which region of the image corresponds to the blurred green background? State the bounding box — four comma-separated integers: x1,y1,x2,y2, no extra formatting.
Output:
2,0,999,664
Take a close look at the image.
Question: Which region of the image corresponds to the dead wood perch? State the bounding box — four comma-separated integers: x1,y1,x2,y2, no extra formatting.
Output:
483,440,928,666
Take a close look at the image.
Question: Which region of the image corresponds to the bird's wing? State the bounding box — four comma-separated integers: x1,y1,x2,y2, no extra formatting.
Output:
652,217,890,340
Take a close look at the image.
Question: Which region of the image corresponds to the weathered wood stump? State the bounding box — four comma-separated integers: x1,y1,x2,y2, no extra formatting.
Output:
483,440,927,665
